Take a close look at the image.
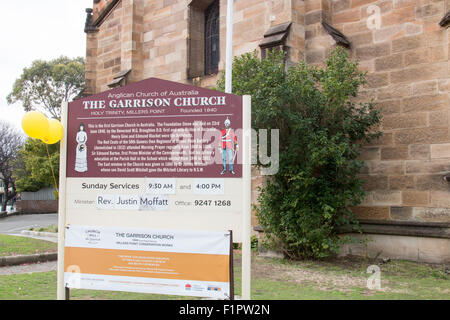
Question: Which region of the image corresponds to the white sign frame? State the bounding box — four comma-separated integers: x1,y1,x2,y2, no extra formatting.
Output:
57,94,252,300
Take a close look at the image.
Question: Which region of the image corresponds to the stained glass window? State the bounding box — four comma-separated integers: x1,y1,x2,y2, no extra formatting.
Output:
204,0,219,75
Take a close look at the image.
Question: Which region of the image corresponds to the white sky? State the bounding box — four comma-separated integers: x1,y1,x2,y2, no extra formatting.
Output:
0,0,93,131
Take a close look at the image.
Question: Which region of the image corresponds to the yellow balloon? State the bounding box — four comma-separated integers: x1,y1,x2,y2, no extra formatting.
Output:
22,111,49,139
41,119,64,144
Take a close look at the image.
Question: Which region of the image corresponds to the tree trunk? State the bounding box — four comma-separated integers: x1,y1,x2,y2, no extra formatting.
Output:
2,187,16,213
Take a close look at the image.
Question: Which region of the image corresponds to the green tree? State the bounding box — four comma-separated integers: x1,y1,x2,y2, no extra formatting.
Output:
0,122,25,212
7,56,85,119
217,47,382,259
8,56,84,192
14,139,59,193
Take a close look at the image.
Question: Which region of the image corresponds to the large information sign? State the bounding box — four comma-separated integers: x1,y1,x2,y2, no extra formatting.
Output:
63,78,244,239
57,78,252,299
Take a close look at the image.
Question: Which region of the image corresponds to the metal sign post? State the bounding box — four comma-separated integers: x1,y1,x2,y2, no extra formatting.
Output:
242,95,252,300
57,101,68,300
228,230,234,301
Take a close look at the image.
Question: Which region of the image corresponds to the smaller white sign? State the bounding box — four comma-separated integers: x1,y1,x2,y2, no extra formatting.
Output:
194,178,225,195
146,178,177,194
64,225,231,299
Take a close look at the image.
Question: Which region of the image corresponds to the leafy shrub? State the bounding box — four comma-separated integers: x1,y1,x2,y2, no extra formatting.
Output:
14,139,60,192
217,47,382,259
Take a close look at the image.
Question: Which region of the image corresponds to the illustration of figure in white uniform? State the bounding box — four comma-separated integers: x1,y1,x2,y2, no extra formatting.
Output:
219,117,238,175
74,123,88,172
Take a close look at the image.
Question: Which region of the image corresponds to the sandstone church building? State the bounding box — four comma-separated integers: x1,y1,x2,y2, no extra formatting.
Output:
83,0,449,263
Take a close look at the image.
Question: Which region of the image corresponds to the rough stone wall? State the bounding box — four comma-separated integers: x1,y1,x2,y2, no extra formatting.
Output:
326,0,449,223
85,31,98,95
89,0,124,93
86,0,147,94
305,0,335,64
123,0,145,83
87,1,306,91
94,0,109,19
141,0,188,83
290,0,306,63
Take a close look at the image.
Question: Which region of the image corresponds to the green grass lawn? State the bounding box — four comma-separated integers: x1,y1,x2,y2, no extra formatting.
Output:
0,253,448,300
0,234,57,257
248,255,450,300
0,271,194,300
30,225,58,233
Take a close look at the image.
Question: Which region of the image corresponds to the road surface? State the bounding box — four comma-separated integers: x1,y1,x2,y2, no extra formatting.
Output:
0,213,58,235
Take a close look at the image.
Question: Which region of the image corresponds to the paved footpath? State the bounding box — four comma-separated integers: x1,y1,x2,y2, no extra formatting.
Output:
0,261,57,276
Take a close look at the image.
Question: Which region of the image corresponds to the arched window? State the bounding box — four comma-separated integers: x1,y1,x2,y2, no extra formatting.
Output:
204,0,219,75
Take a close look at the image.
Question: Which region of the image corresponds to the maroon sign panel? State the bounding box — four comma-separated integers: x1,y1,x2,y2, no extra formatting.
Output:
67,78,243,178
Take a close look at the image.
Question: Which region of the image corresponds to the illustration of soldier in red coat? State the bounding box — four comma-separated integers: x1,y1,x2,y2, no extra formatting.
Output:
219,117,238,175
